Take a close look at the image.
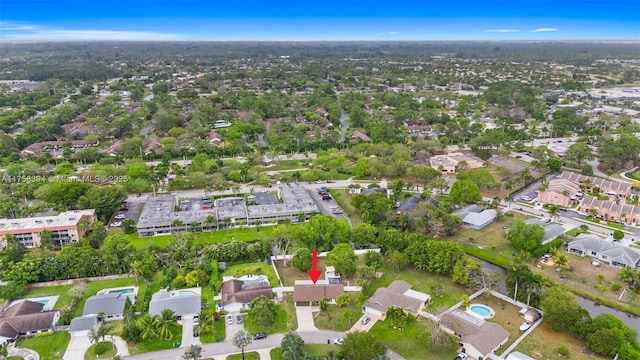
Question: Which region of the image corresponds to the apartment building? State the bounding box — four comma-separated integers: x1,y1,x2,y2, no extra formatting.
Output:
0,209,96,248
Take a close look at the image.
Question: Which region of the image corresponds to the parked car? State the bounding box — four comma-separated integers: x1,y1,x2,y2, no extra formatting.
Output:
253,332,267,340
193,325,200,337
119,205,129,211
110,222,122,227
226,314,234,325
591,260,601,267
334,338,344,345
236,315,243,324
114,214,126,220
193,314,199,325
454,354,468,360
361,316,371,325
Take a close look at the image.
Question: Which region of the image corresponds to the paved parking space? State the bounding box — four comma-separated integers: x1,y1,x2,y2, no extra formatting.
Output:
295,306,319,331
180,315,201,348
63,330,92,360
348,313,378,333
224,312,245,341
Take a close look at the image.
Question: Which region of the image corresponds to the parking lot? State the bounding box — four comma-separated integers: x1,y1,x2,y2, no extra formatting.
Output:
108,200,143,228
308,188,346,219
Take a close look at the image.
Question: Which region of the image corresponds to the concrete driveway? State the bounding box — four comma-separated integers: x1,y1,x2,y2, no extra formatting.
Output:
224,312,245,341
348,313,379,333
180,315,201,348
63,330,92,360
295,306,319,332
7,343,39,360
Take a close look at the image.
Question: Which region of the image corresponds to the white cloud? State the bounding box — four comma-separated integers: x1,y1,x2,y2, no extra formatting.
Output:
377,31,400,35
531,28,559,32
2,29,183,41
483,29,521,33
0,22,39,31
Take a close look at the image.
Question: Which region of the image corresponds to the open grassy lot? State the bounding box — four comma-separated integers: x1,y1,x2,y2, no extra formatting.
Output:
274,258,327,287
226,351,260,360
72,278,138,317
263,159,308,171
368,317,459,360
451,211,528,251
483,163,515,180
244,294,297,335
24,284,74,309
128,324,182,354
370,264,471,313
270,344,338,360
313,294,361,331
20,331,70,360
516,321,608,360
223,262,280,288
111,225,281,250
328,189,364,226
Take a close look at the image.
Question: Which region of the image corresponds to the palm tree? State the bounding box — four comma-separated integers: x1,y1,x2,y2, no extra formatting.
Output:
231,184,241,197
87,322,111,344
223,217,232,234
195,310,212,336
156,309,178,340
189,222,200,233
281,331,305,360
386,306,405,328
318,298,329,316
232,329,252,360
172,219,184,233
205,215,217,232
182,344,202,360
555,253,570,273
138,314,157,341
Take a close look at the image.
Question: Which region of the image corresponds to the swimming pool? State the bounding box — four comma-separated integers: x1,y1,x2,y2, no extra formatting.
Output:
35,299,49,306
238,274,268,282
468,304,495,319
109,288,134,295
178,291,197,297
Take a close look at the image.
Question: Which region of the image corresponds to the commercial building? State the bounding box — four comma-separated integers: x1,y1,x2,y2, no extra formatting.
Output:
0,209,96,248
136,184,319,236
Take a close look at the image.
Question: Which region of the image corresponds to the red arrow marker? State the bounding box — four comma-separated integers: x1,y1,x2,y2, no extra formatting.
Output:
307,250,322,284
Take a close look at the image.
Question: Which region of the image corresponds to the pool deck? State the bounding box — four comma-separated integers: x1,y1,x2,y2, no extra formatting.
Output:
98,286,139,297
467,303,496,320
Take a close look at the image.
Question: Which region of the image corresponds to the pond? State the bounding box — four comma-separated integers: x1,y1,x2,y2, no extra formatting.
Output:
576,295,640,340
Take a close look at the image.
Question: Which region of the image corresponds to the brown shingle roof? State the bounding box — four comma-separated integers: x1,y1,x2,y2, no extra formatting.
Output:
220,279,273,306
293,284,344,303
364,280,425,314
441,310,509,357
0,300,59,339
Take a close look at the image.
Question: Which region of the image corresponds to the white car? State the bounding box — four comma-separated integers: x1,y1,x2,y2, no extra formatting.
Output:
454,354,468,360
114,214,126,220
226,314,234,325
110,222,122,227
334,338,344,345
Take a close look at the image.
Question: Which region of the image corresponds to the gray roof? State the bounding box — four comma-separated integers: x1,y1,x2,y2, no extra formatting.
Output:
364,280,430,315
398,194,422,212
454,205,485,219
441,310,510,357
82,293,132,317
542,224,566,244
568,234,640,267
254,192,279,205
68,314,98,332
149,289,202,317
462,209,497,227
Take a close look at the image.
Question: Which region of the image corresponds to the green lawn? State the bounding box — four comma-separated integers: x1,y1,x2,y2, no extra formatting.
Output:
585,216,624,230
226,351,260,360
84,341,116,360
244,295,297,335
73,278,138,318
223,262,280,288
201,318,226,343
274,258,328,287
25,284,74,309
368,317,458,360
313,294,361,331
517,321,608,360
263,160,307,171
128,324,182,354
7,356,23,360
20,331,70,360
370,264,471,312
114,226,281,250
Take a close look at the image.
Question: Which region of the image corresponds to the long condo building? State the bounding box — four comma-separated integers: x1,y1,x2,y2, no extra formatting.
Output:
0,209,96,248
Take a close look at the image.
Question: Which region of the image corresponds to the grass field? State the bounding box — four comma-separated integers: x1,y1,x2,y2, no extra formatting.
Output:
72,278,138,318
226,351,260,360
328,189,364,226
25,284,74,309
270,344,338,360
223,262,280,288
274,258,328,287
84,341,116,360
128,324,182,354
20,331,70,360
516,322,608,360
368,317,458,360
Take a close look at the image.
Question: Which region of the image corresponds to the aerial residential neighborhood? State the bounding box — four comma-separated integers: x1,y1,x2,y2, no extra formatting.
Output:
0,2,639,360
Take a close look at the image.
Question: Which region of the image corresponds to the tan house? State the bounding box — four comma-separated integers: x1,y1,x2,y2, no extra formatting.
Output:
537,178,580,207
441,309,509,360
363,280,430,320
559,171,631,199
429,153,484,174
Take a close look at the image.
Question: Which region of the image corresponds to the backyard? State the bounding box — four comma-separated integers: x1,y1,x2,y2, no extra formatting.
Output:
24,284,74,309
19,331,70,360
223,262,280,288
516,322,608,360
72,278,138,317
274,258,327,287
477,294,531,355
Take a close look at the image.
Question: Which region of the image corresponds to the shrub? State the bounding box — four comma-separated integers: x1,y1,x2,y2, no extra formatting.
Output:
556,345,570,357
611,283,622,292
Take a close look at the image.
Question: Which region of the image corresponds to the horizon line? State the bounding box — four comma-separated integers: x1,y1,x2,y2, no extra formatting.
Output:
2,39,639,43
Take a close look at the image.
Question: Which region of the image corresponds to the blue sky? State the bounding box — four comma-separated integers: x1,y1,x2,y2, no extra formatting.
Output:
1,0,638,41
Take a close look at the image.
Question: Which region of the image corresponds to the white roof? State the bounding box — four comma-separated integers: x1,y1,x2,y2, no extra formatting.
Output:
403,289,431,302
0,209,95,233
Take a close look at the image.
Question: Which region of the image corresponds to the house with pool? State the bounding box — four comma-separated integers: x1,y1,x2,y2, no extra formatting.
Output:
0,299,60,343
441,309,509,360
363,280,431,320
81,286,137,322
149,288,201,319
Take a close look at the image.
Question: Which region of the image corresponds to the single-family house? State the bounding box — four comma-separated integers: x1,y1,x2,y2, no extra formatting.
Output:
220,278,274,312
149,288,202,319
82,293,134,321
351,130,372,142
567,234,640,268
68,314,98,332
523,219,567,245
293,281,344,306
430,153,484,174
0,300,60,343
363,280,430,320
454,206,497,230
396,194,439,214
441,309,510,360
